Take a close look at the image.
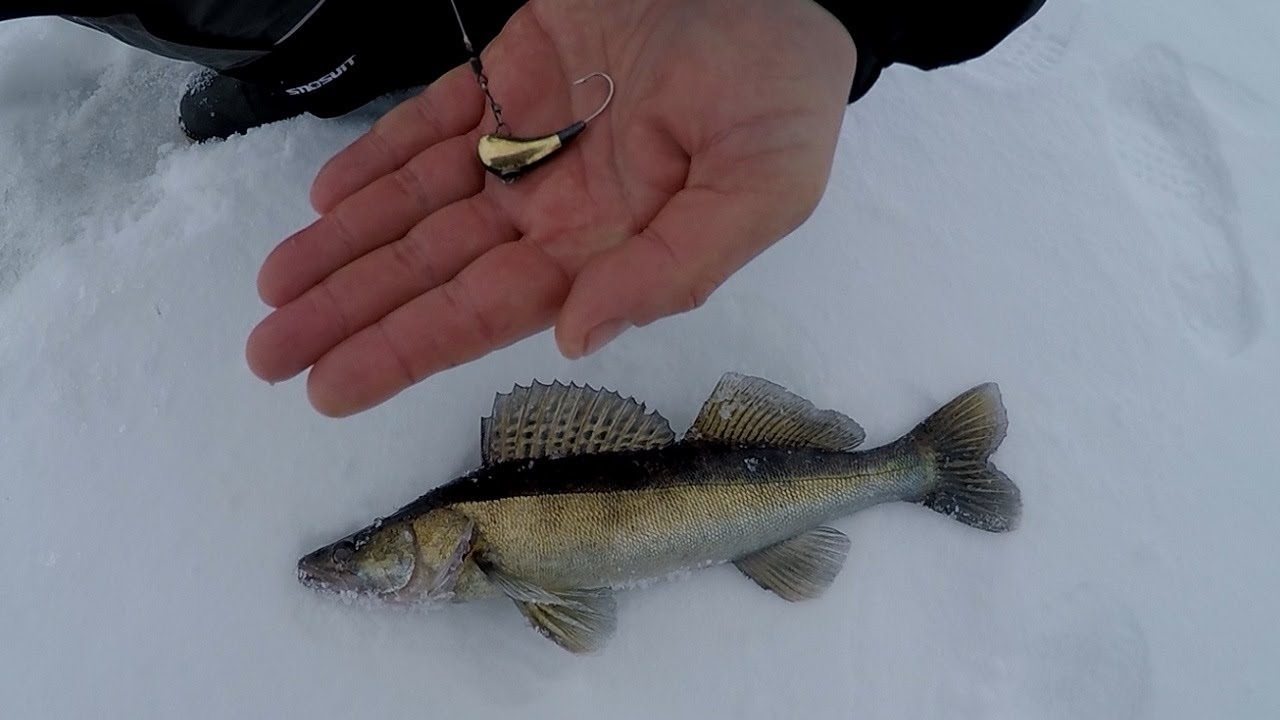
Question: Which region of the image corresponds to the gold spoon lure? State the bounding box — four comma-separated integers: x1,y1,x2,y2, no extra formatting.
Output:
447,0,615,182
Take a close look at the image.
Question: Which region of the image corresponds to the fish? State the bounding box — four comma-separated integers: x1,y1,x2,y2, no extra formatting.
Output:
298,372,1021,653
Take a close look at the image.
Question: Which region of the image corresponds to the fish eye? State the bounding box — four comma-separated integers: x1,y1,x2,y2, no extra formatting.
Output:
332,541,355,565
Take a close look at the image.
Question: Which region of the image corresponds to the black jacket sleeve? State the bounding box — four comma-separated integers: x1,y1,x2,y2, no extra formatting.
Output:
1,1,326,70
812,0,1049,101
5,1,1046,102
0,1,517,77
0,2,123,18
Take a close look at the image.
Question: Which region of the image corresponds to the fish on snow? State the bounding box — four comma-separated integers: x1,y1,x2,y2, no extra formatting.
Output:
298,373,1021,653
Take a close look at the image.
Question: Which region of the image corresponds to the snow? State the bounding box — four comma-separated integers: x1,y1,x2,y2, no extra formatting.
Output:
2,1,1277,717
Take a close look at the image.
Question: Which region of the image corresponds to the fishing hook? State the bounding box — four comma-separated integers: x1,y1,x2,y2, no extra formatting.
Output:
476,72,616,183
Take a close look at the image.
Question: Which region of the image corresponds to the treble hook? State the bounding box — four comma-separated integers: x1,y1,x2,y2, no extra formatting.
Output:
476,72,615,183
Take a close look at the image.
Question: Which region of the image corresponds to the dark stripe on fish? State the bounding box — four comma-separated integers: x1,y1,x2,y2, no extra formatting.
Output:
385,443,882,521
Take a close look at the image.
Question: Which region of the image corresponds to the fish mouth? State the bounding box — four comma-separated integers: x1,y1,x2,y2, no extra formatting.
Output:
297,559,338,592
296,549,357,595
296,556,411,604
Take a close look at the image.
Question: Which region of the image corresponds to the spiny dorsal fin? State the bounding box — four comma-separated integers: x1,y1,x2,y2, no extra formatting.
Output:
735,526,851,602
683,373,865,451
481,381,675,465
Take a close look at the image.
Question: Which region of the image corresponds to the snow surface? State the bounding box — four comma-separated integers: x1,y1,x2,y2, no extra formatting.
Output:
2,2,1278,717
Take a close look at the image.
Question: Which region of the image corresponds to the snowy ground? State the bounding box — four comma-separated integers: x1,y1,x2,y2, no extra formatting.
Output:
2,2,1277,718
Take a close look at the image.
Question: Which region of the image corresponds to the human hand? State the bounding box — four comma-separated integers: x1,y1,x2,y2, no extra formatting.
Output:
246,0,856,416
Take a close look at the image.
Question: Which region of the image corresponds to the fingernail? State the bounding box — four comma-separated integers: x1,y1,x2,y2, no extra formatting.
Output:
583,319,630,356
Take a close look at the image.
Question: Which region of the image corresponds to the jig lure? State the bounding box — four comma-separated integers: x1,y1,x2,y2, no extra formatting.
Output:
448,0,615,182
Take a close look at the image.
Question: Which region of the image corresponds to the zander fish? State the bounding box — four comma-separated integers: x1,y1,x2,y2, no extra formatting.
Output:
298,373,1021,653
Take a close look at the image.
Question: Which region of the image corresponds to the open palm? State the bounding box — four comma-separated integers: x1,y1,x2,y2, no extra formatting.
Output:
247,0,855,416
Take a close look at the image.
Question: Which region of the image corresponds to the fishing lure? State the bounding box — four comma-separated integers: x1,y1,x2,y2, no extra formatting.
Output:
448,0,615,182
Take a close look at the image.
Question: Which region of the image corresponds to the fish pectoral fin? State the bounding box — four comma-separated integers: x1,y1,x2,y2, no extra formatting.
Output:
683,373,865,451
734,526,851,602
478,561,617,654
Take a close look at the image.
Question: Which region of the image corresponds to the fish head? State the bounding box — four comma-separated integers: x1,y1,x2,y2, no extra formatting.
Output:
297,519,418,600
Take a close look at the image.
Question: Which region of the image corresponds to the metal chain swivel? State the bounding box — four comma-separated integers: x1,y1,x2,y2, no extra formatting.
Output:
468,55,510,138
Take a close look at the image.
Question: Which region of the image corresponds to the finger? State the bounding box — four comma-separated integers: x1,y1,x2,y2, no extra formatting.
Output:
555,186,798,359
306,242,572,417
258,133,485,308
246,195,516,383
310,64,484,213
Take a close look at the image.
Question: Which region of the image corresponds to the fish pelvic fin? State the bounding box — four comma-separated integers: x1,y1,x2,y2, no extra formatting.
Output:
477,559,616,654
735,526,851,602
683,373,865,451
910,383,1021,533
514,590,617,655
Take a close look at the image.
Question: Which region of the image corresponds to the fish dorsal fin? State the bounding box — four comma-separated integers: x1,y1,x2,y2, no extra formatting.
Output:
481,381,675,465
683,373,865,451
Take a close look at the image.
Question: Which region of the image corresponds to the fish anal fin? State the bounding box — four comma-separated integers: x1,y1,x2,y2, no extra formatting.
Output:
477,560,617,654
481,381,675,464
684,373,865,451
734,526,851,602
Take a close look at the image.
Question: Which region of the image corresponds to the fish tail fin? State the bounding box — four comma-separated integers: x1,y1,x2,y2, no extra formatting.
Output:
908,383,1021,533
